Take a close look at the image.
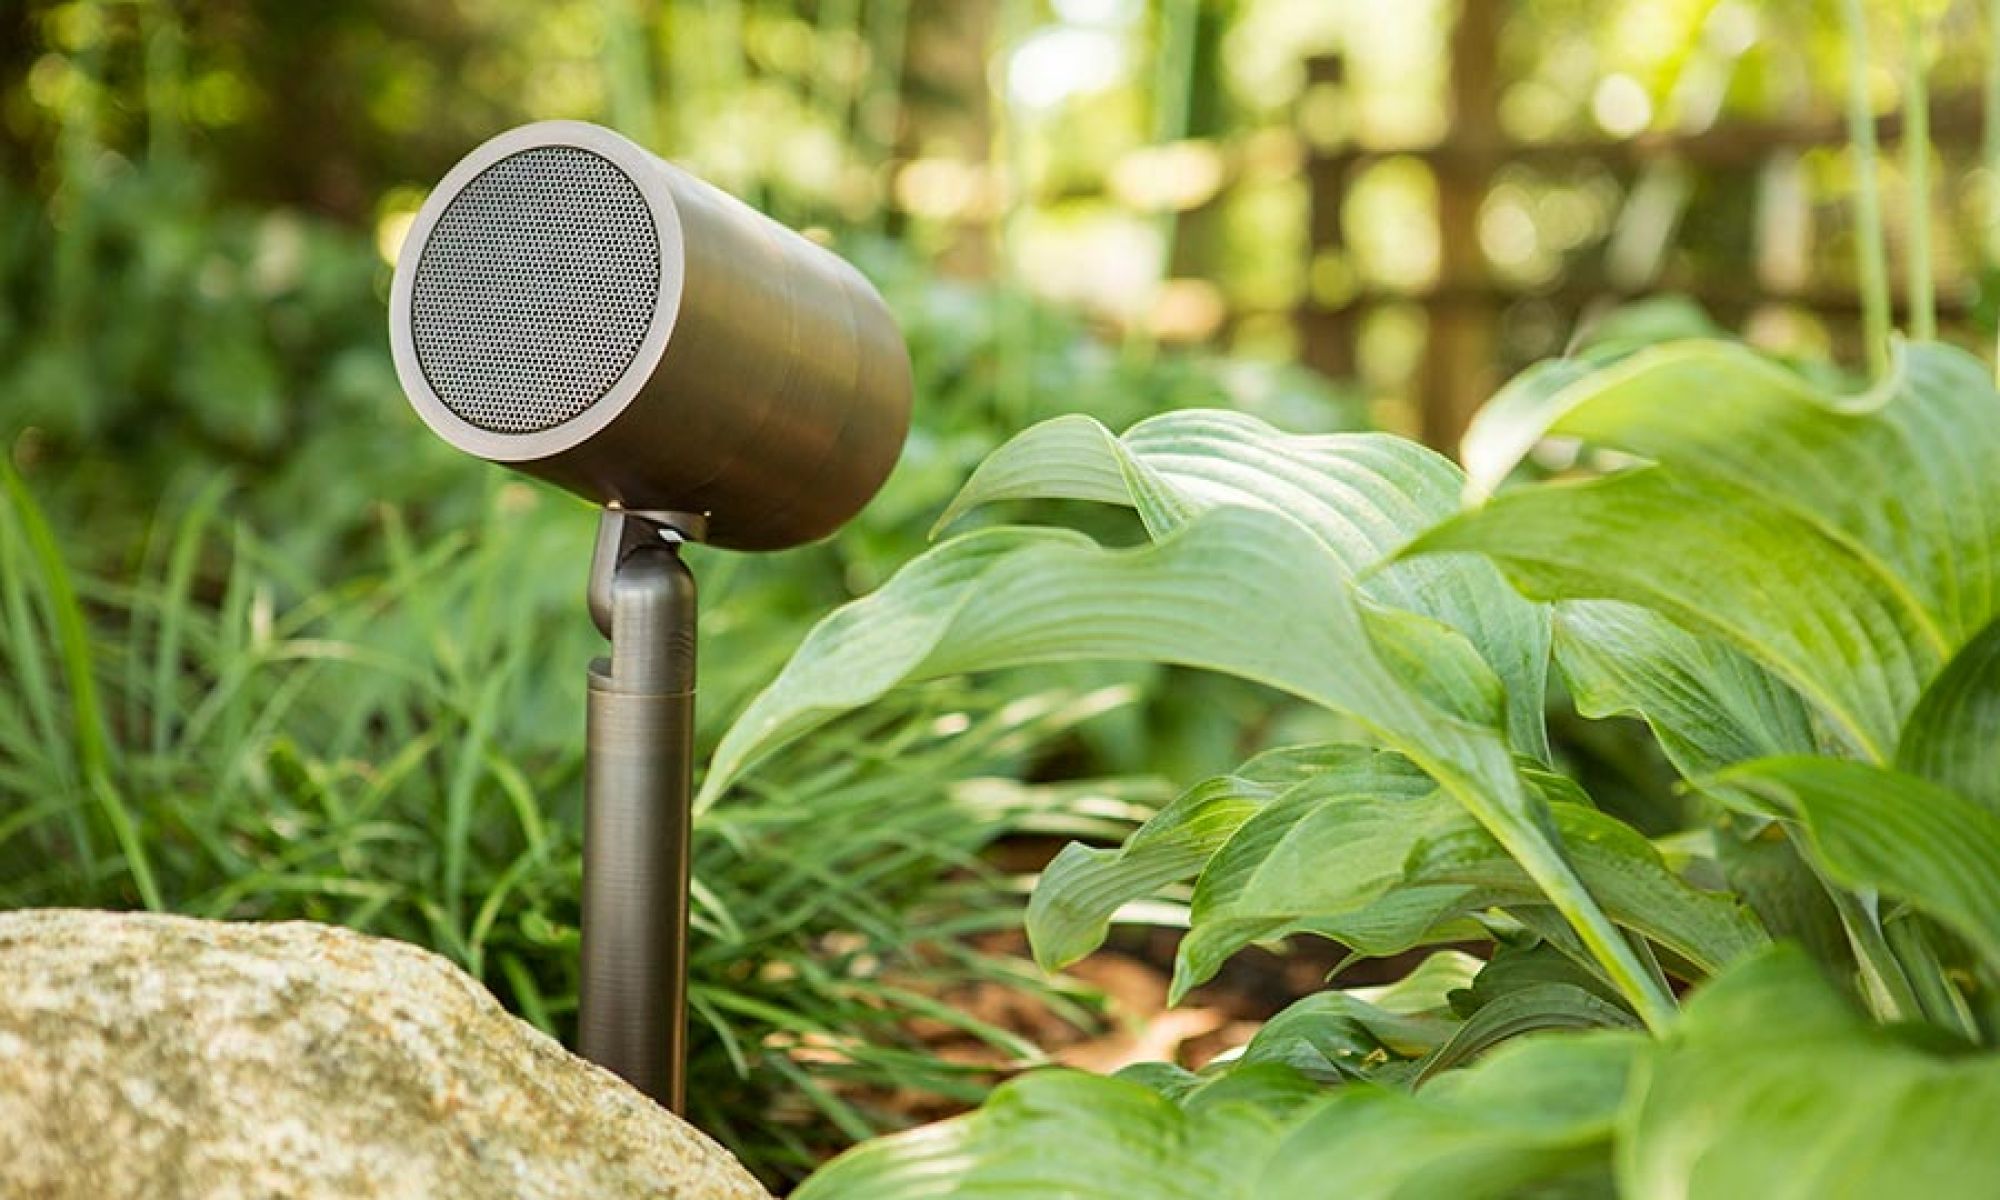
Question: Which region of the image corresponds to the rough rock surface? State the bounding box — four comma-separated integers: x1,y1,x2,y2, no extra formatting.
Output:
0,909,771,1200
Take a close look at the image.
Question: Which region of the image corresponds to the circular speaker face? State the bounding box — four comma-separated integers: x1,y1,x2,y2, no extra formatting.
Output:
408,145,661,435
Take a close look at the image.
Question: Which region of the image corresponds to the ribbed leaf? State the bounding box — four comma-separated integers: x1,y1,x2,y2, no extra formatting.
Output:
1459,356,1596,501
1555,600,1818,778
710,498,1671,1021
799,1032,1641,1200
1622,945,2000,1199
1897,615,2000,816
1410,467,1936,760
1354,948,1488,1012
1712,822,1853,980
1407,803,1767,978
1463,342,2000,643
1026,744,1395,972
1173,770,1766,997
703,509,1523,811
1455,940,1630,1011
938,409,1552,759
793,1066,1318,1200
1446,341,2000,762
1256,1033,1639,1200
1707,757,2000,970
1415,983,1639,1082
1233,989,1457,1083
1174,887,1487,994
698,524,1086,806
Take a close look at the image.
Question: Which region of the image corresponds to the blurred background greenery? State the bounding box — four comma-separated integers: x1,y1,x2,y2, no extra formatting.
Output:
3,0,1997,1187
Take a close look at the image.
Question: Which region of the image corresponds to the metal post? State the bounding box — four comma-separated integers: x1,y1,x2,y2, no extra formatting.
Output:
578,508,702,1112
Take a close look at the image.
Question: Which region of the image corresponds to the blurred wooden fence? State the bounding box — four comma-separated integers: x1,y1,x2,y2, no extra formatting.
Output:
1296,0,1984,450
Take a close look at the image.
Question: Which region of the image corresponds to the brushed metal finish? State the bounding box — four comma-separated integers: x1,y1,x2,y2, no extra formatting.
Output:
579,533,696,1111
389,120,913,551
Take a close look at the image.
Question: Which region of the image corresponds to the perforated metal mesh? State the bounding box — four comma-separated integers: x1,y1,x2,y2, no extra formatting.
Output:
409,146,661,434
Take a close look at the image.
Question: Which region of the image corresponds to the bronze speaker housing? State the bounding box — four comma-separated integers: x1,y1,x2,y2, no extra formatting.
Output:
388,120,912,550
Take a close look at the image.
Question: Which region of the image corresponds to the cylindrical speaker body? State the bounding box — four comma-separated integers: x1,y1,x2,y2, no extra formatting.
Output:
389,121,912,550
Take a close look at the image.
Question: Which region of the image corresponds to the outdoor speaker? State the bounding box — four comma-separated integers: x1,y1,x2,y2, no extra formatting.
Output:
388,120,913,550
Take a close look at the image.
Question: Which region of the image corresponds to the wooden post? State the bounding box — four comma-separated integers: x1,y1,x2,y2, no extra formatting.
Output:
901,0,997,277
1424,0,1502,453
1298,53,1357,379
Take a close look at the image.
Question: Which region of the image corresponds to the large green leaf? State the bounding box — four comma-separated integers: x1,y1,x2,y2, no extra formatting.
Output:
1025,743,1396,972
1463,342,2000,645
1622,945,2000,1199
1172,768,1767,997
1897,615,2000,816
1554,600,1818,779
1440,341,2000,761
793,1066,1320,1200
701,508,1508,807
697,523,1087,806
1232,987,1458,1083
1415,983,1639,1083
1407,798,1768,981
708,501,1672,1021
1706,757,2000,970
1256,1032,1640,1199
797,1032,1642,1200
1170,757,1473,999
1410,466,1936,760
936,409,1552,759
1711,822,1853,983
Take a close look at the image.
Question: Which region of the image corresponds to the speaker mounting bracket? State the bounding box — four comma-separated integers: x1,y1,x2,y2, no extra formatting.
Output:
578,506,702,1112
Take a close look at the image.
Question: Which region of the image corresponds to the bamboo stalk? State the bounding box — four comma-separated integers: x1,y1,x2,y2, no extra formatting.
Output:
993,0,1036,428
53,0,106,348
1904,0,1935,342
812,0,864,142
1839,0,1892,378
715,0,753,203
1988,0,2000,267
601,0,658,147
1150,0,1203,233
141,1,186,169
865,0,910,234
1126,0,1203,360
1987,0,2000,376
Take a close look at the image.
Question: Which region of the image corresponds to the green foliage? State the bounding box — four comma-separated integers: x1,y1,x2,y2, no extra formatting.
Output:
0,116,1358,1180
709,408,1676,1024
1710,758,2000,971
797,1023,1645,1200
1623,946,2000,1198
753,332,2000,1193
800,947,2000,1198
0,464,1158,1182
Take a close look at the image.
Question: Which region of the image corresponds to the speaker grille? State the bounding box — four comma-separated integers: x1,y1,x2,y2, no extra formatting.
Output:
409,146,661,434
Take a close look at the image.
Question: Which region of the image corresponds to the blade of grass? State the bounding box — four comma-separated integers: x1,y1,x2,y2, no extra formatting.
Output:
0,473,89,866
499,952,558,1036
0,460,160,909
152,477,231,759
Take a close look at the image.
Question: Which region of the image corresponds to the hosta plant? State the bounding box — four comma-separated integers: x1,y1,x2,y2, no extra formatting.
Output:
696,335,2000,1196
